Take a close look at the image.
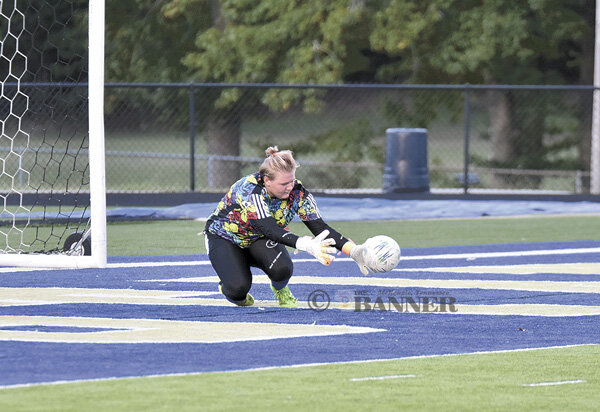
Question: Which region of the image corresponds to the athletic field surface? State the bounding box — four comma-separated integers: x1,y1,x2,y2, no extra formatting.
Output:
1,240,600,410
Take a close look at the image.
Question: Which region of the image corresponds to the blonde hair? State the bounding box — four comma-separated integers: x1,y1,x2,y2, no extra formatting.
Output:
259,146,298,180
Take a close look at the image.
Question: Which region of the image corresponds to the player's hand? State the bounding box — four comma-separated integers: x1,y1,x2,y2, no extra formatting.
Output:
295,230,337,265
346,242,371,276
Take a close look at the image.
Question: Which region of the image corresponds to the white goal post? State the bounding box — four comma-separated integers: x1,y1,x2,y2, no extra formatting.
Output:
0,0,106,268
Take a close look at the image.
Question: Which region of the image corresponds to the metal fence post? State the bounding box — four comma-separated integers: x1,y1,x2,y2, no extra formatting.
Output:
463,84,471,194
188,84,196,191
94,82,594,193
208,156,214,188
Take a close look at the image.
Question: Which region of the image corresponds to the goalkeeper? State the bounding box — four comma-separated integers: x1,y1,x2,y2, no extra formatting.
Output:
204,146,370,308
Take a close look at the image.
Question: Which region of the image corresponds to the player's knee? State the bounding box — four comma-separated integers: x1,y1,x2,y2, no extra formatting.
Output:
223,280,251,301
268,261,293,283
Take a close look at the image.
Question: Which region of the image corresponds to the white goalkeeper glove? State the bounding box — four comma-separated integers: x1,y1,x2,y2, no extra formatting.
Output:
295,230,337,266
343,241,370,276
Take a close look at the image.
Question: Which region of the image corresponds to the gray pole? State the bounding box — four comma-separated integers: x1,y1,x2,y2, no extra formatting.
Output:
463,85,471,194
591,0,600,194
189,85,196,191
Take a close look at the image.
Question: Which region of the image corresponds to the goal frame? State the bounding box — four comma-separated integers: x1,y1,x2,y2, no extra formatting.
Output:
0,0,107,269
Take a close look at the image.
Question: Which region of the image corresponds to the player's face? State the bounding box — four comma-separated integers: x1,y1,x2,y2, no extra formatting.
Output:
265,171,296,200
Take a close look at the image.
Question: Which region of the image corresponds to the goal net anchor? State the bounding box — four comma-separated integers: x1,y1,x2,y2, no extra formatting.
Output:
63,230,92,257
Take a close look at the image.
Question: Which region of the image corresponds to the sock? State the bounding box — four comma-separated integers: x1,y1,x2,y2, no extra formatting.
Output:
271,279,288,290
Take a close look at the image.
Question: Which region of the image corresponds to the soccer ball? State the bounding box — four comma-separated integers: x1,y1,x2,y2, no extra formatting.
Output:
363,235,401,273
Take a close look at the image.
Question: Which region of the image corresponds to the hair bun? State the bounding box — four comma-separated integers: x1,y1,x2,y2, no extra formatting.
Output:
265,146,279,157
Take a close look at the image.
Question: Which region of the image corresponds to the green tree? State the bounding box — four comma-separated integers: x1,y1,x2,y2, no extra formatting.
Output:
105,0,593,188
165,0,373,186
369,0,592,186
105,0,211,82
102,0,213,135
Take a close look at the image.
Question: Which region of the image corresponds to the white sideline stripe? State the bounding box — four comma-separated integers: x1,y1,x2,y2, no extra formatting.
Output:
104,246,600,268
350,374,416,382
100,247,600,266
523,379,586,387
0,344,595,391
396,262,600,276
2,246,600,273
398,247,600,261
107,246,600,268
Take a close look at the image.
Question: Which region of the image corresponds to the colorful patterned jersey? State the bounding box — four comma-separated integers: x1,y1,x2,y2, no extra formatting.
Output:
205,172,322,248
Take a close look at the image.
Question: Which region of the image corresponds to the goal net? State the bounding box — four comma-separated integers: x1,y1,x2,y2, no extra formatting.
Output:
0,0,106,268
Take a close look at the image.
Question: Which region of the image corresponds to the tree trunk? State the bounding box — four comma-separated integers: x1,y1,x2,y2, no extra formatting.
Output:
204,0,243,190
210,0,226,32
207,109,242,189
514,94,544,188
486,90,516,187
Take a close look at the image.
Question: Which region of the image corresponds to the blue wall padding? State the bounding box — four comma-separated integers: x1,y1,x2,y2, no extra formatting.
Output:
116,198,600,221
2,198,599,221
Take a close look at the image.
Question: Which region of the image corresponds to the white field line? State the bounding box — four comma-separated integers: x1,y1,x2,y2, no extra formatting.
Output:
0,344,596,391
522,379,586,387
1,246,599,273
397,247,600,261
106,247,600,266
350,374,416,382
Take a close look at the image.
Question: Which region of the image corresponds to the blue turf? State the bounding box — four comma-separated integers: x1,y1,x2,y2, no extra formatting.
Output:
1,240,600,387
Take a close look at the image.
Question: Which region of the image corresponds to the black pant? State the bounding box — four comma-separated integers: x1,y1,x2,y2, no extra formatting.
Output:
206,232,294,301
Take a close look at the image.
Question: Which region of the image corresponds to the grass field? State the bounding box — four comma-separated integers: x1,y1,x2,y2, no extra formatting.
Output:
10,210,598,255
2,345,598,411
2,214,599,411
106,214,600,256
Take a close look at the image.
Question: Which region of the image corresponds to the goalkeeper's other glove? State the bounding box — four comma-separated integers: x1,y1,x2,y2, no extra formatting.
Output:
295,230,337,265
342,241,370,276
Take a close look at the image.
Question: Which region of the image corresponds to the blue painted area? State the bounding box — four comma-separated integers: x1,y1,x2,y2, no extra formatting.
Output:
1,240,600,387
3,198,600,222
314,198,600,221
161,198,600,221
0,313,598,386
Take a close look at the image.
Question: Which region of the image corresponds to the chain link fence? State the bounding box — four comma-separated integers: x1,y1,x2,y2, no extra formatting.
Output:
67,83,592,194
